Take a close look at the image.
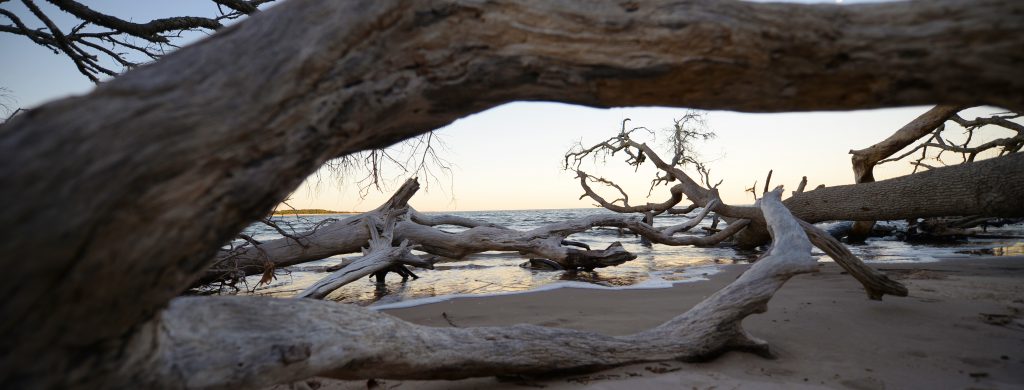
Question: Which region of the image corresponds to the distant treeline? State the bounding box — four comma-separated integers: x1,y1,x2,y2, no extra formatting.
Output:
273,209,356,215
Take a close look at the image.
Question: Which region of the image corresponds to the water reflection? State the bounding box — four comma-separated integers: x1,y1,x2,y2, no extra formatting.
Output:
996,243,1024,256
957,242,1024,256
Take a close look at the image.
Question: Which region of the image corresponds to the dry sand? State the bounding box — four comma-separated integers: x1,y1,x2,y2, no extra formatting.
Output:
281,256,1024,389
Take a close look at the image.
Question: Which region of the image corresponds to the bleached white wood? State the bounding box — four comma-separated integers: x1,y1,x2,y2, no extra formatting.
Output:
662,199,720,236
116,188,816,388
2,0,1020,386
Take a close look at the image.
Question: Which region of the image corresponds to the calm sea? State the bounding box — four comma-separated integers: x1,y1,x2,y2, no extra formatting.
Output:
234,209,1024,307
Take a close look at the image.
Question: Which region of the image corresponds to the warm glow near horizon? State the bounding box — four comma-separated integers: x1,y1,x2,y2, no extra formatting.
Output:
281,103,1012,213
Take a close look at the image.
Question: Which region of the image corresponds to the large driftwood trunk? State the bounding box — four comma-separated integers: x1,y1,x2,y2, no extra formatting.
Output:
116,189,818,388
1,0,1022,388
571,115,1024,254
207,202,735,285
567,120,910,299
205,179,423,285
207,179,645,285
846,105,963,241
294,209,428,300
785,152,1024,223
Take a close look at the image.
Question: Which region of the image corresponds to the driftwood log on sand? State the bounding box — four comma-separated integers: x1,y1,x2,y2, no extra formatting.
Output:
121,189,820,388
2,0,1021,387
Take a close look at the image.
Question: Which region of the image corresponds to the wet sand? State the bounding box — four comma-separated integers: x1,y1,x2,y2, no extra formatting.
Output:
280,256,1024,389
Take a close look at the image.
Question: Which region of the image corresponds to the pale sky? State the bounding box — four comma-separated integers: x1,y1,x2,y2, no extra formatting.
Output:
2,1,1010,212
289,104,1005,212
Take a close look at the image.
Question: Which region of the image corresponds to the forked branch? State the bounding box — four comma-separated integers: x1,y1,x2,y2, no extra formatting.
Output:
295,210,434,300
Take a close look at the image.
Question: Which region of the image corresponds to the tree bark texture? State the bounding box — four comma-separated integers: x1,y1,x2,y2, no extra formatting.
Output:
785,152,1024,223
113,189,817,389
1,0,1022,387
846,105,963,241
849,105,964,184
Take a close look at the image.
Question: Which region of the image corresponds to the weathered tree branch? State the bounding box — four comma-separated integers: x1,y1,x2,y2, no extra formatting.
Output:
206,182,738,286
204,178,421,285
575,170,686,214
295,210,433,300
793,176,808,196
409,209,503,229
799,221,907,300
115,188,817,388
396,215,646,270
568,117,913,300
45,0,223,42
850,105,964,183
3,0,1022,386
1,0,274,81
665,203,700,215
845,105,964,241
205,180,651,284
662,199,719,236
785,152,1024,223
584,124,1024,226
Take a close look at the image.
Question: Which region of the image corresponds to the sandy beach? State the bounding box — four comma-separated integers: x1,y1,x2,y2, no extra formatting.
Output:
278,256,1024,389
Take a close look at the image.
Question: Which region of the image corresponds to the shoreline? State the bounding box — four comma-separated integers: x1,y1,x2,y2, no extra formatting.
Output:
270,212,360,217
367,263,725,310
278,255,1024,389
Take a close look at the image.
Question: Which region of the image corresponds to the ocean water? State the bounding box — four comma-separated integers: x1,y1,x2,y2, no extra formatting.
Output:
232,209,1024,307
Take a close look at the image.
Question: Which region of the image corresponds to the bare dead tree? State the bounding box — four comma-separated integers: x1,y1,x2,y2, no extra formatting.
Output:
884,110,1024,168
565,114,719,246
124,189,828,388
201,178,659,291
847,106,1023,241
1,0,1023,388
565,112,715,226
565,116,909,299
